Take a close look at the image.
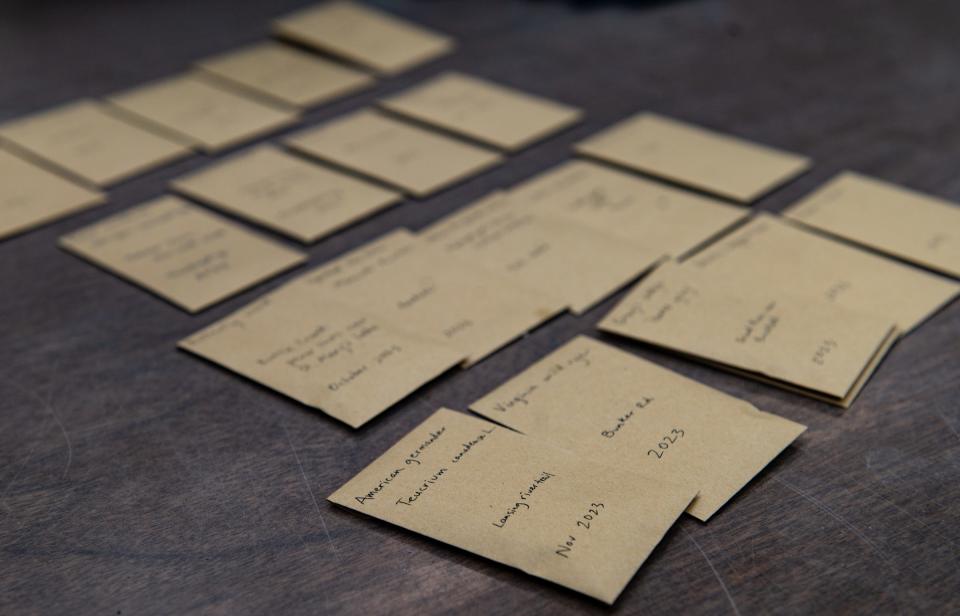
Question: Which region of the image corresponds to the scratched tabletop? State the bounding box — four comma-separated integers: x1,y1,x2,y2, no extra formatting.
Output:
1,0,959,613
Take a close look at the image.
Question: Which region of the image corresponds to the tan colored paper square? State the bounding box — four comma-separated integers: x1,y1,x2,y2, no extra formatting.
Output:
686,214,960,333
784,171,960,278
171,145,402,243
180,296,464,428
508,159,748,257
575,112,811,203
598,260,899,406
330,408,695,603
0,148,105,240
286,229,565,364
179,229,562,423
379,72,582,151
107,73,299,153
273,1,454,75
59,196,306,312
470,336,806,521
196,41,374,109
421,192,656,313
0,99,191,187
285,109,502,197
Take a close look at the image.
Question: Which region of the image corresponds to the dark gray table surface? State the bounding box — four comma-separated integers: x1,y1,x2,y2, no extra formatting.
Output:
2,0,959,613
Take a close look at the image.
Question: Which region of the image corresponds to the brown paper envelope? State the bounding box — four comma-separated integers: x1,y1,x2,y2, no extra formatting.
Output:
107,73,299,153
179,296,464,428
329,408,696,603
470,336,806,521
784,171,960,278
713,325,900,409
272,1,454,75
598,261,899,405
59,196,306,312
686,213,960,333
507,159,748,257
421,192,657,313
285,109,502,197
171,145,402,243
195,41,374,109
287,229,565,364
574,112,811,203
178,229,561,422
379,71,582,151
0,99,191,187
0,147,105,240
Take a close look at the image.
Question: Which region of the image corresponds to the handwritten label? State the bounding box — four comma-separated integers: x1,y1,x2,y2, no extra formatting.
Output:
555,503,606,560
59,196,305,312
422,190,659,313
179,294,465,428
396,467,449,506
404,426,447,466
329,409,696,604
471,336,808,521
735,301,779,344
492,471,556,528
601,396,654,438
683,213,958,334
647,429,685,460
811,339,838,366
598,258,903,406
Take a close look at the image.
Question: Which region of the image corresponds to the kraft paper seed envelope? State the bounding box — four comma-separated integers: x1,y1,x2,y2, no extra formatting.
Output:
171,145,401,243
575,112,811,203
196,41,374,109
687,214,960,333
285,110,502,197
108,73,298,153
379,72,583,151
329,408,696,604
598,261,900,407
180,230,563,425
0,148,105,240
784,171,960,278
0,99,191,187
179,296,464,428
273,1,454,75
59,196,306,312
421,192,656,314
507,159,747,256
284,229,564,365
470,336,806,521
